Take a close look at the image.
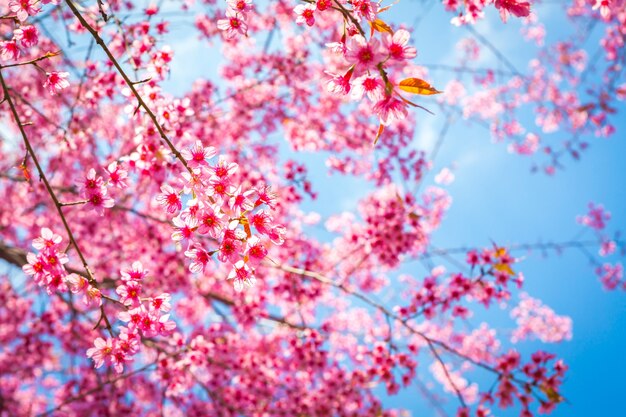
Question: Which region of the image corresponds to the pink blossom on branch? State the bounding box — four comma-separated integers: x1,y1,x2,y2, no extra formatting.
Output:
43,71,70,95
495,0,531,23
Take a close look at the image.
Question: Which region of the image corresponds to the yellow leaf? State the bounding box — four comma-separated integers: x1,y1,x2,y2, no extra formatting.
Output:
494,247,508,258
540,384,564,404
369,19,393,35
398,78,442,96
494,263,515,276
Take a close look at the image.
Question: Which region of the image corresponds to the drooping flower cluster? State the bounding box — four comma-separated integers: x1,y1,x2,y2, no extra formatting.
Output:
22,228,69,295
157,141,285,291
86,262,175,373
324,28,420,126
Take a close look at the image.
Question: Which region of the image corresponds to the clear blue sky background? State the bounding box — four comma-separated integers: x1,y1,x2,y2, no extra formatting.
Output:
33,0,626,415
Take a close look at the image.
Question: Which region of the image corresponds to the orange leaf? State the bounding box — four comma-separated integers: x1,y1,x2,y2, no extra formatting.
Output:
540,384,565,404
374,123,384,145
398,78,442,96
369,19,393,36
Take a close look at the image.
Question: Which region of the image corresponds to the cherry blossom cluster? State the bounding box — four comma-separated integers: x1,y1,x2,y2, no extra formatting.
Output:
22,228,70,295
396,247,523,320
157,141,285,291
22,230,106,306
324,28,419,126
491,350,567,416
0,24,38,61
87,262,175,373
217,0,253,39
442,0,530,26
510,293,573,343
577,202,611,231
79,168,116,215
325,185,447,269
595,262,624,291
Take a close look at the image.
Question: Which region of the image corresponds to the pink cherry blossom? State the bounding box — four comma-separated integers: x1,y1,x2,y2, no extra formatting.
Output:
43,72,70,95
9,0,41,22
383,29,417,61
294,4,316,27
217,9,248,39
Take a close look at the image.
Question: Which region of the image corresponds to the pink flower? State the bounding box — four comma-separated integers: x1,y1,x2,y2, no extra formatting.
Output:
85,285,102,307
32,228,63,251
250,210,273,235
434,167,455,185
596,263,624,291
373,95,408,126
228,260,256,292
87,191,114,215
217,9,248,39
294,4,316,27
228,187,255,215
351,0,378,22
208,176,230,197
110,346,131,374
325,71,352,96
196,207,223,237
254,185,278,208
106,161,128,189
351,75,384,102
510,293,573,343
181,140,216,168
227,0,253,14
150,293,172,312
245,236,267,266
494,0,531,23
218,238,243,264
156,184,182,214
577,202,611,231
156,314,177,336
9,0,41,22
171,215,197,244
212,157,239,179
592,0,611,19
86,337,114,369
118,307,145,331
116,281,142,307
22,252,46,282
345,36,384,72
121,261,148,281
383,29,417,61
13,25,39,48
599,239,616,257
81,168,103,192
65,274,88,294
44,72,70,95
316,0,331,11
185,245,212,273
137,312,157,337
0,40,20,62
